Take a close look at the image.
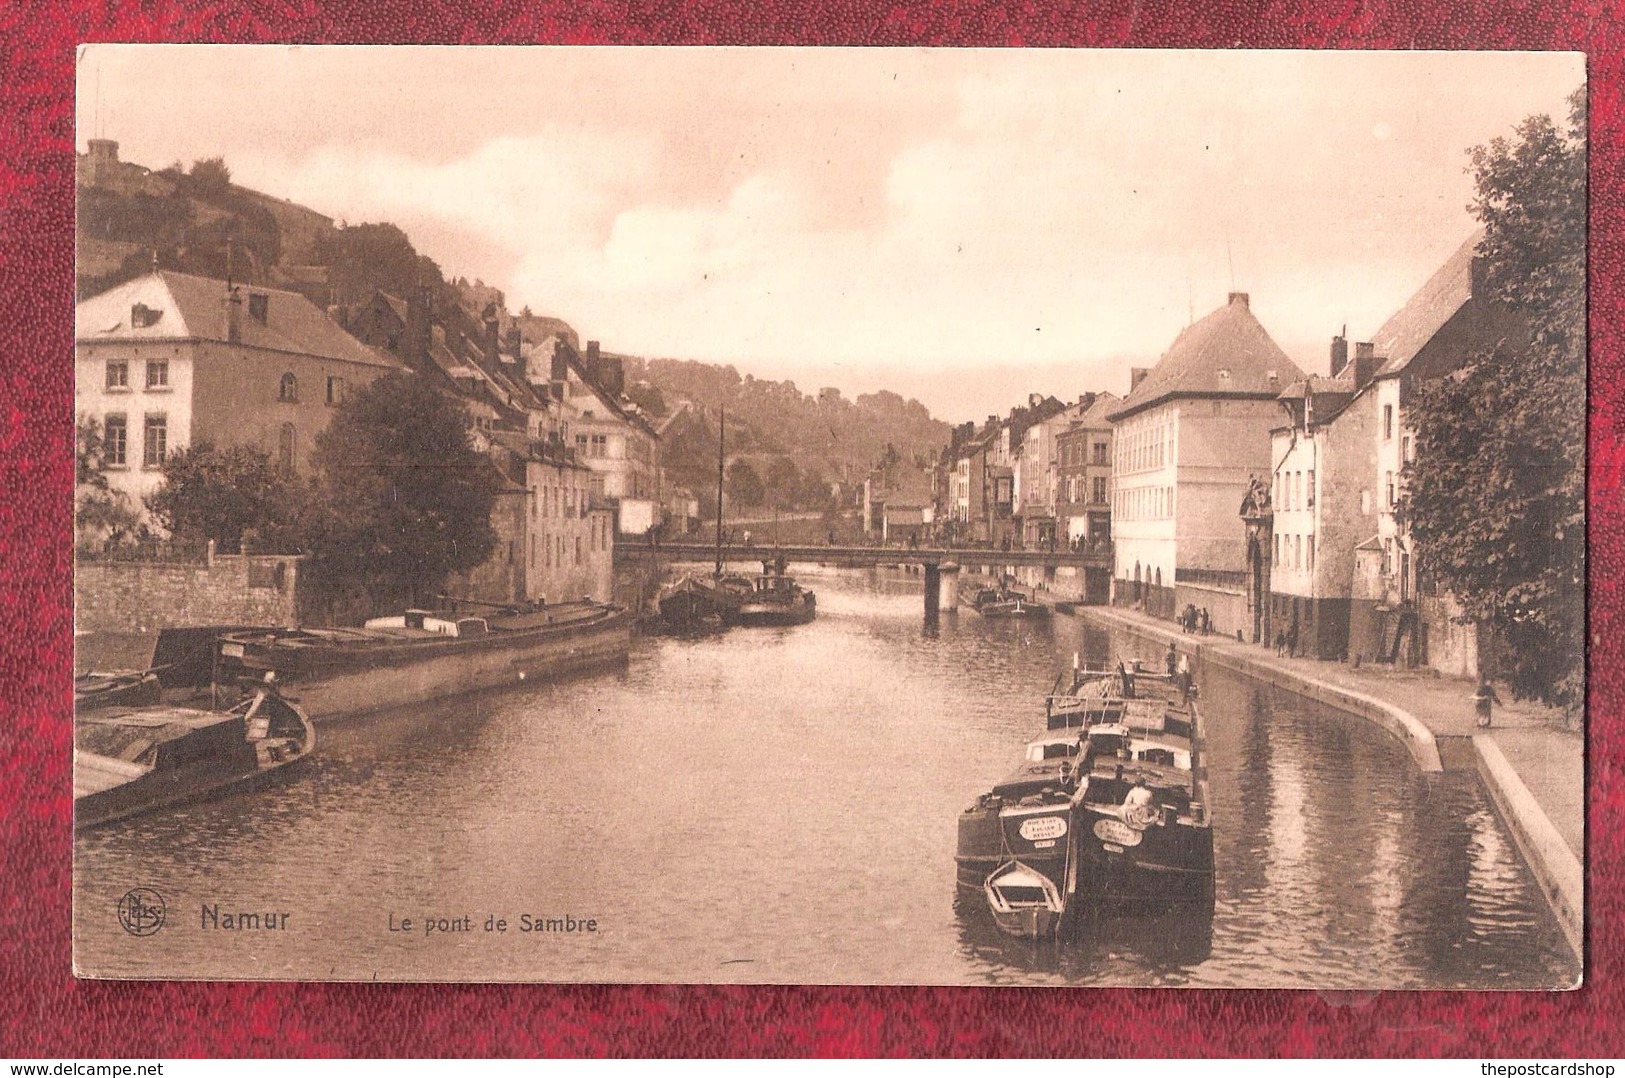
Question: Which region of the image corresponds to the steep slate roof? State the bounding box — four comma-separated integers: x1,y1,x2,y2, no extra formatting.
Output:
1106,294,1303,422
77,271,396,368
1071,391,1120,430
1371,231,1484,378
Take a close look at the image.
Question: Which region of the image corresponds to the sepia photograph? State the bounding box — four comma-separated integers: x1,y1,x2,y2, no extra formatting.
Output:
71,44,1584,988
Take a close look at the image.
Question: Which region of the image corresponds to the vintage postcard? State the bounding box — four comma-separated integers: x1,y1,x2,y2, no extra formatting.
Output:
72,45,1584,987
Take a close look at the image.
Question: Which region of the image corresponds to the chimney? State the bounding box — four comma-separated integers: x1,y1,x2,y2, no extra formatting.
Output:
550,340,569,400
1130,367,1151,390
405,286,433,367
1330,330,1349,377
1228,292,1250,308
1352,341,1378,391
604,356,625,397
226,285,242,344
586,340,601,375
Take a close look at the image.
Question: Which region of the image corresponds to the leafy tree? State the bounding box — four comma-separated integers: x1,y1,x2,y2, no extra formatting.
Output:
624,380,667,418
74,416,141,544
187,156,233,196
144,442,313,554
725,458,765,509
308,372,499,607
764,455,801,508
316,222,448,309
1401,88,1585,709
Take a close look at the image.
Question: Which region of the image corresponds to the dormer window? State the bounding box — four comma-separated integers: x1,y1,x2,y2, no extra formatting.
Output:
1217,368,1232,380
130,303,162,329
247,293,270,324
279,372,298,402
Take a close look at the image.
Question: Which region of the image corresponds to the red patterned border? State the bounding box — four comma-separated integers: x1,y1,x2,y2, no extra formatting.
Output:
3,0,1618,1057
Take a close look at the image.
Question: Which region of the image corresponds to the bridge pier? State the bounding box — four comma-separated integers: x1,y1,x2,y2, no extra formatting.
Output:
938,562,959,612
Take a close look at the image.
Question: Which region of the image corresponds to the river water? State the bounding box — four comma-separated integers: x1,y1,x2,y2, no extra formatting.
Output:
75,567,1579,988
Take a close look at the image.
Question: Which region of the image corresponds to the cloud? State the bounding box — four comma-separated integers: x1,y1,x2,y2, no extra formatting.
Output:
90,46,1582,416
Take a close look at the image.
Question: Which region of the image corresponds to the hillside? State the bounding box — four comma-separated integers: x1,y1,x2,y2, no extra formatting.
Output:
77,145,950,514
624,357,948,514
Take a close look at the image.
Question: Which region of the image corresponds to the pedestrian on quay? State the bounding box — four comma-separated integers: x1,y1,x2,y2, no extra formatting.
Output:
1165,641,1178,677
1474,678,1503,728
1200,608,1211,635
1176,652,1193,704
1275,629,1286,657
1287,622,1299,658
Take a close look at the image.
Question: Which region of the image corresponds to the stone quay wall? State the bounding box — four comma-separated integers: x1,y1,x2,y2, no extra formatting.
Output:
75,548,308,634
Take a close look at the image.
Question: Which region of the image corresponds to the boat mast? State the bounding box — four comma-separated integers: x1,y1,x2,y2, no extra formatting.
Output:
714,405,725,579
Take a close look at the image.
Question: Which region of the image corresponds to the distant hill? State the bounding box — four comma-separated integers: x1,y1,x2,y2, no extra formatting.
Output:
77,144,950,515
624,357,949,513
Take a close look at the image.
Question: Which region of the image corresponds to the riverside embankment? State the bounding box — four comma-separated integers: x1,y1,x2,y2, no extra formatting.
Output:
1080,603,1583,961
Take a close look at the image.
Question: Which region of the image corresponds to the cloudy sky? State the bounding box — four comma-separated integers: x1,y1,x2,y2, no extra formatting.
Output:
78,46,1580,421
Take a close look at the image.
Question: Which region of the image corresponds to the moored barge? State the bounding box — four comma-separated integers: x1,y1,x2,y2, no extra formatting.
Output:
956,660,1214,935
211,598,632,722
75,677,315,830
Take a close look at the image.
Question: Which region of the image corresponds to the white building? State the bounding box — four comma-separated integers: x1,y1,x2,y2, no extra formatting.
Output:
76,271,400,534
1107,292,1304,630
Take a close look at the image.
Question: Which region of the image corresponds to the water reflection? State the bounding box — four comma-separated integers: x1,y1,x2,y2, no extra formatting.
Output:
74,566,1577,987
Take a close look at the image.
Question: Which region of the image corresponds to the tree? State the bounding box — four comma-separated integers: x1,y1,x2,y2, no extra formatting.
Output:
75,415,141,544
187,156,233,196
1400,88,1585,709
144,442,313,554
316,222,447,309
764,455,801,508
725,459,765,509
308,372,499,607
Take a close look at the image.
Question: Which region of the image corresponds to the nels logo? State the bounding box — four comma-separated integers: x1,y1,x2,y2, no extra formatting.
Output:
117,888,166,936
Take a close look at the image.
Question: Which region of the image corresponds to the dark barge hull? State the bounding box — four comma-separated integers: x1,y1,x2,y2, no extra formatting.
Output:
731,599,817,627
214,606,633,722
1070,815,1215,906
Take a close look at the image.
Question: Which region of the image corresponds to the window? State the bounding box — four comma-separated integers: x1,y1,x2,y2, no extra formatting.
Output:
279,372,298,402
575,536,583,565
1386,471,1395,507
1307,535,1315,571
106,360,128,390
104,414,127,466
590,434,608,458
326,376,346,406
1295,535,1302,569
278,423,296,472
146,360,169,389
1307,469,1315,508
1092,441,1108,466
142,413,167,467
1402,433,1415,463
1383,404,1393,440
